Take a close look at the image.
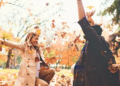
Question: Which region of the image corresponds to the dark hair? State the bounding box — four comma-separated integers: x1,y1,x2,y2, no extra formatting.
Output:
92,25,102,35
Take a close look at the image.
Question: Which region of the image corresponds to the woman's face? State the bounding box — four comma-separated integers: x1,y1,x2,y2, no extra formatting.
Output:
31,35,39,46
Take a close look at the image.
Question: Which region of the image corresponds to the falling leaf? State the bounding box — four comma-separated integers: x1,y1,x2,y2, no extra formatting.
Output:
55,34,58,36
30,13,33,16
61,32,66,38
52,19,55,22
66,26,69,28
28,8,31,12
36,29,41,35
74,36,80,43
9,28,12,32
28,8,33,16
0,0,7,7
34,26,39,29
24,30,27,34
46,3,49,6
62,22,67,25
87,6,94,10
51,23,55,28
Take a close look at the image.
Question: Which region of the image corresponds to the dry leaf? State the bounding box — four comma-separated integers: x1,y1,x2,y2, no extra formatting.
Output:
36,29,41,35
87,6,94,10
34,26,39,29
61,32,66,38
44,38,46,40
46,3,49,6
52,19,55,22
51,23,55,28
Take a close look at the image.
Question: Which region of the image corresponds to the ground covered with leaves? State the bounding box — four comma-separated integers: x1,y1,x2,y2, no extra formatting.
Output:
0,69,73,86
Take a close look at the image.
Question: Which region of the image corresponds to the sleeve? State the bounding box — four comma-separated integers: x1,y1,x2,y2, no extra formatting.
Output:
78,17,100,43
0,39,25,51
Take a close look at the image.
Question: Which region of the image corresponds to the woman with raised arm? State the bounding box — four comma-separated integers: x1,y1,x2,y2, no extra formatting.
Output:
73,0,119,86
0,32,55,86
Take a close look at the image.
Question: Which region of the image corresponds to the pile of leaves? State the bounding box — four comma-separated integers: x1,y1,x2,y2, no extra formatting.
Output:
0,73,17,86
0,69,73,86
50,70,73,86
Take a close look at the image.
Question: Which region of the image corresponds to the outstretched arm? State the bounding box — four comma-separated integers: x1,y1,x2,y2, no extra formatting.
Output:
77,0,100,43
0,39,25,51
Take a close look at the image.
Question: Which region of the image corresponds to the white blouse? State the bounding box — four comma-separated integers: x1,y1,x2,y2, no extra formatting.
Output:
36,52,41,78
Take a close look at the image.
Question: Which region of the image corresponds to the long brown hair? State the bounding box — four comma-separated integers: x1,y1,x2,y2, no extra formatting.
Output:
25,32,37,41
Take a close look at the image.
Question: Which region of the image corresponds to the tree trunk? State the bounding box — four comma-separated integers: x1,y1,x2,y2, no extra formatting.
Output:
6,49,12,68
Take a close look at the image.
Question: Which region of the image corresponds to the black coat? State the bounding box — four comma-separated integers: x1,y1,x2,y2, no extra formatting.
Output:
74,17,119,86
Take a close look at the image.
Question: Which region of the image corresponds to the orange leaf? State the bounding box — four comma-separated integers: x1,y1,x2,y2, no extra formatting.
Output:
87,6,94,10
28,8,31,12
52,19,55,22
36,29,41,35
44,38,46,40
61,32,66,38
30,13,33,16
62,22,67,25
74,36,80,43
67,26,69,28
51,23,55,28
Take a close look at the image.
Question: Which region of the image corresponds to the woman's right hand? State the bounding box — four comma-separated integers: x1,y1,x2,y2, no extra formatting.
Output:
108,64,119,73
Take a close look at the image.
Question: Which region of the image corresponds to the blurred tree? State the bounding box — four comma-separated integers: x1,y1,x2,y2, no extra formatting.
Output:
99,0,120,31
6,49,12,68
16,55,22,64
